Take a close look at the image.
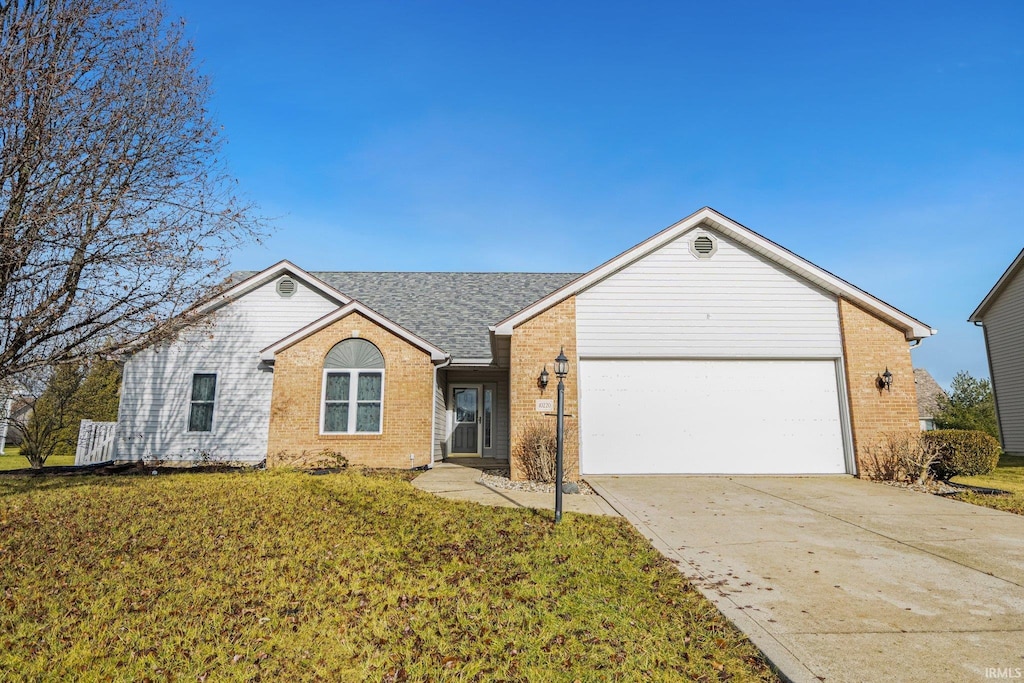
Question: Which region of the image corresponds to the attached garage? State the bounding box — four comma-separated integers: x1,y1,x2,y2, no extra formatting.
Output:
573,223,855,475
579,359,848,474
496,208,934,480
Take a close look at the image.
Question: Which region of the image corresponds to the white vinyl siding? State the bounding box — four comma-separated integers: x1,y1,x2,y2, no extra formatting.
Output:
433,373,447,460
576,229,842,358
982,266,1024,456
116,277,340,463
579,359,846,474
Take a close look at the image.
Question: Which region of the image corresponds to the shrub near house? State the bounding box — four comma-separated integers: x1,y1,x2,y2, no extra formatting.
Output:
925,429,1002,480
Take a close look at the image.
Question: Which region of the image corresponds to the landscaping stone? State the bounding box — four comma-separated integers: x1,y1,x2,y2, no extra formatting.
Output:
480,469,594,495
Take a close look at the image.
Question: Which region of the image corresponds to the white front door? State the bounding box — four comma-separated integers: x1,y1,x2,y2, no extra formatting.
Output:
579,359,847,474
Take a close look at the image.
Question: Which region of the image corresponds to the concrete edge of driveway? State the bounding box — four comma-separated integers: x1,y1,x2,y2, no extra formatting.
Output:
588,478,817,683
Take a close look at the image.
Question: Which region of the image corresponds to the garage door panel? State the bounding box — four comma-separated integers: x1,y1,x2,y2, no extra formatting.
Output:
579,360,846,474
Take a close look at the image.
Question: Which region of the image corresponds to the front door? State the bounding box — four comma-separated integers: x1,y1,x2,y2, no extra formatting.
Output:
451,386,480,455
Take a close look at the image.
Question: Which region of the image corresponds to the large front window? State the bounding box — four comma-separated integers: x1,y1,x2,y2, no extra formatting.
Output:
321,339,385,434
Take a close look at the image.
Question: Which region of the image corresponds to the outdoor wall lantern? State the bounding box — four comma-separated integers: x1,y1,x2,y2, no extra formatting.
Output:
554,348,569,379
538,365,549,391
554,347,569,524
877,367,893,393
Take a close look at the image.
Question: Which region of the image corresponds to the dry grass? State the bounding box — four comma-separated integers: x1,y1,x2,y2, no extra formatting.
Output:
0,469,777,681
952,454,1024,515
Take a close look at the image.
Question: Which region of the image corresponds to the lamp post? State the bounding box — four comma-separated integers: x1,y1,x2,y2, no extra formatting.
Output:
554,347,569,524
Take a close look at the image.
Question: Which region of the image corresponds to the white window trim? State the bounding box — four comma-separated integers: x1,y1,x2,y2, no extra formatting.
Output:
320,368,385,435
185,371,219,434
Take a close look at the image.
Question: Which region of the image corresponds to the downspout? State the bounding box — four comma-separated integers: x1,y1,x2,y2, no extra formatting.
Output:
429,356,453,468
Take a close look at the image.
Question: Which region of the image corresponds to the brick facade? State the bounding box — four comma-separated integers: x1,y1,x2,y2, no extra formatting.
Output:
508,297,579,481
266,311,434,469
838,298,919,475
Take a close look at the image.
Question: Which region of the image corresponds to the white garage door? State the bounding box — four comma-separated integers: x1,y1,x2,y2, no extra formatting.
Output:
579,359,847,474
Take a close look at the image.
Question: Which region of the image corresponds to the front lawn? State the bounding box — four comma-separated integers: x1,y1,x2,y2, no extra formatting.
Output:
952,454,1024,515
0,469,776,681
0,446,75,471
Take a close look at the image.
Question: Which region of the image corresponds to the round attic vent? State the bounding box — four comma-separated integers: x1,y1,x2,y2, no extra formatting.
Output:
276,277,297,297
690,234,717,258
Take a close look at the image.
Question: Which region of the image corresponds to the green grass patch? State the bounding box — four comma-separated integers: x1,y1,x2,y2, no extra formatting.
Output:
0,447,75,471
0,470,776,681
952,454,1024,515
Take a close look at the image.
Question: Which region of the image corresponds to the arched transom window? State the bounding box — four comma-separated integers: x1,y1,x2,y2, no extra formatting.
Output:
321,339,385,434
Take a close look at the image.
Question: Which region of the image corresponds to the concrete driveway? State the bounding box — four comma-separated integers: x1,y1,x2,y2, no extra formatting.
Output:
588,476,1024,683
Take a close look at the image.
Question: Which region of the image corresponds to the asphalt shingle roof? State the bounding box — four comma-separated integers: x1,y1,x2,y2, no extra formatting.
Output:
914,368,947,420
236,271,582,359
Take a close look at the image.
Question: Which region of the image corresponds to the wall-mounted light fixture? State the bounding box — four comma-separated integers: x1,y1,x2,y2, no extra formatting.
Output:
538,365,549,391
876,367,893,393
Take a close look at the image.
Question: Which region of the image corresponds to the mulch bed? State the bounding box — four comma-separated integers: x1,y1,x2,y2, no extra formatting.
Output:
0,461,261,477
881,478,1011,497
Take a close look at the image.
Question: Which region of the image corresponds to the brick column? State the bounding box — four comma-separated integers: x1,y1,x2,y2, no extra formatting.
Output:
838,299,919,475
508,297,579,481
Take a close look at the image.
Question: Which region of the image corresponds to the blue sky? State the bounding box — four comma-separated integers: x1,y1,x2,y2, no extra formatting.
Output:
169,1,1023,389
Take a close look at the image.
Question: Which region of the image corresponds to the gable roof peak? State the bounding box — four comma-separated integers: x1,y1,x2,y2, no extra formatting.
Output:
493,207,935,341
969,247,1024,322
200,260,350,314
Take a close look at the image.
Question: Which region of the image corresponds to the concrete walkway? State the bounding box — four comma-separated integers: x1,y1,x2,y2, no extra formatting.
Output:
412,459,618,516
590,475,1024,683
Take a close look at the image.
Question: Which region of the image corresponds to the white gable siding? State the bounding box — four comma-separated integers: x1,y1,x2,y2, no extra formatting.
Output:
116,278,339,462
983,266,1024,455
576,229,842,358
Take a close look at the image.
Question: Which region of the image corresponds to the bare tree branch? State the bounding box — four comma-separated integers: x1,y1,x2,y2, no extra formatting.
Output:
0,0,266,380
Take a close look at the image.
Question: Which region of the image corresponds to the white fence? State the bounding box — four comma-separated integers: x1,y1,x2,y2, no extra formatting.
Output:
75,420,118,465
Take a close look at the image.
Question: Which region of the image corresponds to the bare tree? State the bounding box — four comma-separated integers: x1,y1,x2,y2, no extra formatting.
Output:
10,365,79,468
0,0,265,381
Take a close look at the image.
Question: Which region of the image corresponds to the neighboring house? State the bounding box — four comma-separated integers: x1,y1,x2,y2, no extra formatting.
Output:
913,368,947,431
0,394,30,451
969,247,1024,457
114,207,934,478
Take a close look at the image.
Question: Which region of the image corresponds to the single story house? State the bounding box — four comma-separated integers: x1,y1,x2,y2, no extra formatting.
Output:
969,247,1024,457
114,207,933,478
914,368,947,431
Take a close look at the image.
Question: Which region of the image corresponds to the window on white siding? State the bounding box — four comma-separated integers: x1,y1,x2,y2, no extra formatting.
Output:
322,339,385,434
188,373,217,432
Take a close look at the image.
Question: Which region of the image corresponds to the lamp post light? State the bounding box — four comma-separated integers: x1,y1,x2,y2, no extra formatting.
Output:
554,347,569,524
